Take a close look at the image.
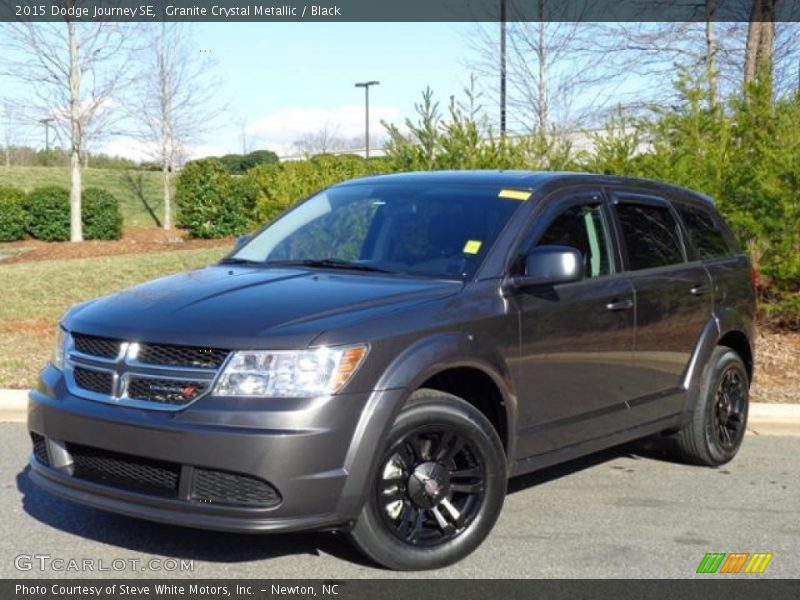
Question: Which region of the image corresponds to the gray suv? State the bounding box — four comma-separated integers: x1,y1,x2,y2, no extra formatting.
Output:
28,171,755,570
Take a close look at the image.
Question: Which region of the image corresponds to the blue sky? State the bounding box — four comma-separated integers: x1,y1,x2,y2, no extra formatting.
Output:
181,22,480,158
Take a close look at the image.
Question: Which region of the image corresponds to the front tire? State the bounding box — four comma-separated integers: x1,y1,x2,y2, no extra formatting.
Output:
672,346,749,466
349,389,506,570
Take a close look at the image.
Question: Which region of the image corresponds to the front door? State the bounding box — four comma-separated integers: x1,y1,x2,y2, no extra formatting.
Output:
511,189,638,459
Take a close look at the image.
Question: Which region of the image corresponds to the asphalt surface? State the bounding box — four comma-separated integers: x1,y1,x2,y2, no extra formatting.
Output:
1,423,797,579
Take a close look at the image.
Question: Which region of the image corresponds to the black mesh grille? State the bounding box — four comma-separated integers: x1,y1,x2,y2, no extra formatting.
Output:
73,367,114,395
136,343,229,369
31,433,50,466
67,443,180,497
126,377,208,405
192,468,281,507
72,334,121,359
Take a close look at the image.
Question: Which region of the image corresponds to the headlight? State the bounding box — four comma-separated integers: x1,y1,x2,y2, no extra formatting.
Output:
214,345,368,397
51,325,66,370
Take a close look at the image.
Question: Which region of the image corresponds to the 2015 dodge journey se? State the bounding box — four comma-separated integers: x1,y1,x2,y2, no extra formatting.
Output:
28,171,755,570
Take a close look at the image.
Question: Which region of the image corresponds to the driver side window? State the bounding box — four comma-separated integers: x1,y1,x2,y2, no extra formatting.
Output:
537,202,612,279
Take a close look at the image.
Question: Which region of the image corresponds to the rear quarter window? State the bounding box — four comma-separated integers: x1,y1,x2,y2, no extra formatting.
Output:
675,202,734,260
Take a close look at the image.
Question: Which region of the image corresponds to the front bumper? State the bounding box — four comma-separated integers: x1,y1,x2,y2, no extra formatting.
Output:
27,364,405,533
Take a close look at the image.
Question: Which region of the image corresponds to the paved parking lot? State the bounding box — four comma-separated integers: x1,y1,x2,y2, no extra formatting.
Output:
1,423,797,578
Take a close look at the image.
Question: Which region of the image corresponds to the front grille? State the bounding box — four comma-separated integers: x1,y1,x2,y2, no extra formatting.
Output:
31,433,50,466
126,377,209,405
136,343,229,370
72,334,121,359
67,334,226,410
67,443,180,497
192,468,282,507
73,367,114,395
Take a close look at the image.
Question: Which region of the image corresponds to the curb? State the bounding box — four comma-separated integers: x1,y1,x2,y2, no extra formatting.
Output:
2,389,799,435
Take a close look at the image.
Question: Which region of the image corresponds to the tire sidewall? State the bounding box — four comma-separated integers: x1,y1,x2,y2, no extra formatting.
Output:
701,349,749,464
351,395,506,571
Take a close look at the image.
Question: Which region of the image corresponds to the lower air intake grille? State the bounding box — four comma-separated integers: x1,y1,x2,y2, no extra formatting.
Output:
67,443,180,497
73,367,114,395
192,468,281,507
31,433,50,466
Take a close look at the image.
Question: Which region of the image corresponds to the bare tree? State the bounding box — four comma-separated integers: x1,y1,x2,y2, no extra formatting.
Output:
293,121,351,154
1,101,21,168
128,23,221,231
467,2,615,134
0,17,132,241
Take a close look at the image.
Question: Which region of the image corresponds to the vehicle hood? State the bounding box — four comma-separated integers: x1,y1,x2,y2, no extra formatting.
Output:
64,265,462,349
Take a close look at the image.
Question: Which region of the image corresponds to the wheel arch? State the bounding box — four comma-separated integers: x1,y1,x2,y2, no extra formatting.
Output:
335,333,517,519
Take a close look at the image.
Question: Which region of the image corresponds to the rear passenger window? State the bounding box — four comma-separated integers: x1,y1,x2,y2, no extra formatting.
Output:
675,203,731,259
615,202,684,270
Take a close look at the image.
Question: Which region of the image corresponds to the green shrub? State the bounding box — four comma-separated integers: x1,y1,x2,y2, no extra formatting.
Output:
246,154,385,225
26,186,70,241
0,186,28,241
240,150,279,171
83,187,122,240
175,159,253,238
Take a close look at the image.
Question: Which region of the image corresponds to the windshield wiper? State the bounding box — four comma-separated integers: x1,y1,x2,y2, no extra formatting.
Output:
266,258,395,273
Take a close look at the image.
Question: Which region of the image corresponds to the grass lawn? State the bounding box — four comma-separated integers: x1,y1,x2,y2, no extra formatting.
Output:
0,246,226,388
0,166,167,229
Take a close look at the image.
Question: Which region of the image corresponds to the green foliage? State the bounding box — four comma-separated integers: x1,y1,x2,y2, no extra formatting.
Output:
25,186,71,241
82,187,123,240
383,86,580,173
0,186,28,241
246,154,386,225
175,159,254,238
200,150,280,175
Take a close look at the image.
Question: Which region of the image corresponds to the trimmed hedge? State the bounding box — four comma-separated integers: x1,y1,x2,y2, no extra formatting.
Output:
26,186,71,241
25,185,123,241
83,187,123,240
246,154,389,225
0,186,28,241
175,159,255,238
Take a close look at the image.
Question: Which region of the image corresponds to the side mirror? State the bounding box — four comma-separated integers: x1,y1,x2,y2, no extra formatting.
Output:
510,245,584,291
233,234,251,251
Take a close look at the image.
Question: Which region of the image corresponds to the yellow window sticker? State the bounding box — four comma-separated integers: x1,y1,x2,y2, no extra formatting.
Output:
498,189,532,201
463,240,483,255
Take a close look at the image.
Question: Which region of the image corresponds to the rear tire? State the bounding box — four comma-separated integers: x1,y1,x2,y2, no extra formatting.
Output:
672,346,749,466
349,388,506,570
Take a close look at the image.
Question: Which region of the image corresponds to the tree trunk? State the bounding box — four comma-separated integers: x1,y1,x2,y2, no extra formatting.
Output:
159,22,173,231
162,162,172,231
68,20,83,242
744,0,777,93
537,16,548,133
705,0,718,109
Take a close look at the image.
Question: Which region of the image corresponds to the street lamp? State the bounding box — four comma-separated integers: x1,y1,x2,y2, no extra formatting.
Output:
39,117,54,152
355,80,379,158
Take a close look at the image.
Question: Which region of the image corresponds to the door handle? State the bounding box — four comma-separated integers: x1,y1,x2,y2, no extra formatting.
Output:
690,284,711,296
606,298,633,311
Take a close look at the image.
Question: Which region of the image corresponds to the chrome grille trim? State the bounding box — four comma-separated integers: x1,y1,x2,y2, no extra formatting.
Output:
64,332,230,412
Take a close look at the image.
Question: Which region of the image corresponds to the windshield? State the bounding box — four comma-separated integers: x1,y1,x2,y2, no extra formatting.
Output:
230,182,526,280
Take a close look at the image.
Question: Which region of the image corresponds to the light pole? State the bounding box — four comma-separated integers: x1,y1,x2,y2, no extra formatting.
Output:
39,117,54,152
355,80,379,158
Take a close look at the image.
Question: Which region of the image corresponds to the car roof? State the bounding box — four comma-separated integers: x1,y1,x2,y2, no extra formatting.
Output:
335,170,715,204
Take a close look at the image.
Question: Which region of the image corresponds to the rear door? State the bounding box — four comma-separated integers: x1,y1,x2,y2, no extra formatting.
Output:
608,190,713,423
